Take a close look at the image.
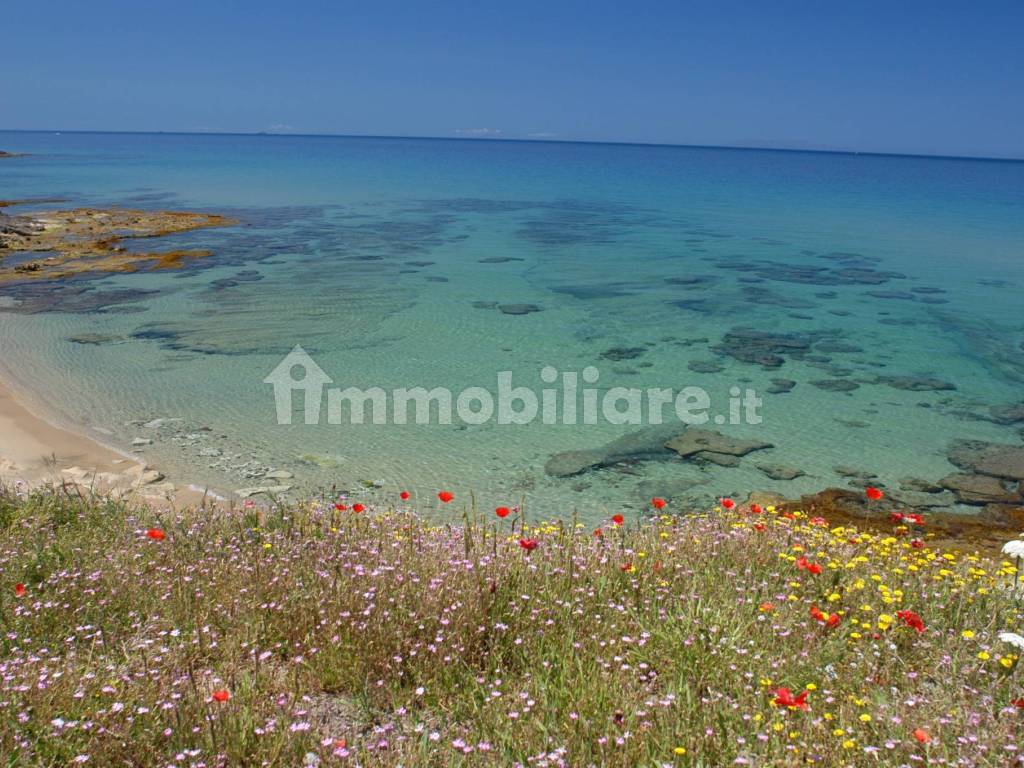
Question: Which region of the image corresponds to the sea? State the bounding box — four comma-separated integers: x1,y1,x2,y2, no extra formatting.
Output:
1,130,1023,520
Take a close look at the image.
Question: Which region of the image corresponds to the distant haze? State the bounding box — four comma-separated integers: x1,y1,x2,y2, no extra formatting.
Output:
1,1,1022,159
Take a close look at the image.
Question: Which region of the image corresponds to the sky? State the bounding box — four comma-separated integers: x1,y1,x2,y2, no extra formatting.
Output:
2,0,1022,158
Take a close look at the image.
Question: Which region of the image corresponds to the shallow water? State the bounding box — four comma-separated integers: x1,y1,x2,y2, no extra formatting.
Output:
1,131,1023,520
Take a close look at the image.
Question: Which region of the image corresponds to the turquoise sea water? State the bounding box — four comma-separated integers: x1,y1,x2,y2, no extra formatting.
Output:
1,131,1023,519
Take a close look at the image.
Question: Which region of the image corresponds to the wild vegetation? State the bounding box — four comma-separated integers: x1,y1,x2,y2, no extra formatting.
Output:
1,484,1021,766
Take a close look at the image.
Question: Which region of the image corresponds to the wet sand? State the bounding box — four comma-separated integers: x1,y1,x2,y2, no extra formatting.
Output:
0,375,221,509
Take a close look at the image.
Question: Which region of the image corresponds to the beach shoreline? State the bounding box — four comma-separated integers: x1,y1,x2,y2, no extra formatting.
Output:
0,372,223,509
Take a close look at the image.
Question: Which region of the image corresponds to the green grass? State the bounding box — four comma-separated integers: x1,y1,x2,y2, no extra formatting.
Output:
0,484,1021,766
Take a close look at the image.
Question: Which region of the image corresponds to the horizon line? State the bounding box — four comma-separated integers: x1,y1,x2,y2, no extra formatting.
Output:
1,127,1022,164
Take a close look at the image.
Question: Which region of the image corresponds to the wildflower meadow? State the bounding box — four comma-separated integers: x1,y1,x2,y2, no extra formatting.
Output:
1,485,1022,766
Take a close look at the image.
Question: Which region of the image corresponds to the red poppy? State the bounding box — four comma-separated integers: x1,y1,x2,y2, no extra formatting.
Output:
495,506,511,518
810,516,828,526
146,528,166,541
797,557,823,575
905,513,924,525
211,689,231,703
620,562,633,572
519,538,539,551
782,512,796,520
749,503,763,514
810,606,841,628
773,687,809,710
593,527,603,538
335,503,348,511
1013,698,1024,709
759,602,775,612
866,486,883,501
651,497,667,510
889,512,904,523
611,514,624,526
896,610,925,634
721,498,735,510
437,491,454,503
14,583,26,598
910,539,925,549
912,728,930,744
399,491,411,500
753,523,766,532
352,503,365,513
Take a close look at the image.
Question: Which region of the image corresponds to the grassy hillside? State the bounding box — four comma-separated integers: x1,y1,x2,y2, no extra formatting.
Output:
0,485,1021,766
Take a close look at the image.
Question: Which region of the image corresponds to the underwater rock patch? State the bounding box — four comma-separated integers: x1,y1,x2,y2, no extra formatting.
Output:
664,429,773,459
498,304,543,315
687,360,725,374
714,328,814,369
67,333,128,346
552,284,636,300
544,425,686,477
989,402,1024,425
878,375,956,392
939,473,1021,505
947,440,1024,482
756,463,806,481
810,379,860,392
600,346,646,361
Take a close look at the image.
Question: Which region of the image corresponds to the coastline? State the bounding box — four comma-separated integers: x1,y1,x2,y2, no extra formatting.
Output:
0,373,222,509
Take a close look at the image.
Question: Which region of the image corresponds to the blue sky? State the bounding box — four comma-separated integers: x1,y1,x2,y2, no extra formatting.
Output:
2,0,1022,157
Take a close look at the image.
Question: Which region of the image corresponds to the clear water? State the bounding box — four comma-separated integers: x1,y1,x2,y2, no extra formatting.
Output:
1,131,1023,520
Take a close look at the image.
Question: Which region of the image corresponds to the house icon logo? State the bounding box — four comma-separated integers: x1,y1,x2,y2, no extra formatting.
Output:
264,345,333,424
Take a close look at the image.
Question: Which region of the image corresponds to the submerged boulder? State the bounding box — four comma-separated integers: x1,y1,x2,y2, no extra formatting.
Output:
544,425,686,478
756,463,805,481
939,473,1021,505
665,429,773,459
947,440,1024,481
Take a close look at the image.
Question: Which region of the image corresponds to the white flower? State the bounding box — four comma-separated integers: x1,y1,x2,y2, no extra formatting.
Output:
998,631,1024,651
1001,540,1024,558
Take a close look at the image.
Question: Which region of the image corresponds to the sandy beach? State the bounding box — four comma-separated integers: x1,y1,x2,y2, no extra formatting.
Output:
0,375,219,508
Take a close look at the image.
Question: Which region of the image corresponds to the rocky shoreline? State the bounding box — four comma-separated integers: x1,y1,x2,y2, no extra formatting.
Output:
0,201,235,284
543,423,1024,549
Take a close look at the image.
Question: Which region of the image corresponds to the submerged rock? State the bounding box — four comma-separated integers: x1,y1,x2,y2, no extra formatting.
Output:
899,477,945,494
714,328,813,369
989,402,1024,425
665,429,773,459
947,440,1024,481
878,375,957,392
810,379,859,392
235,485,294,498
544,425,686,477
766,378,796,394
756,463,805,481
939,473,1021,505
695,452,741,467
834,465,877,480
498,303,542,315
67,333,127,346
687,360,725,374
600,346,646,361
